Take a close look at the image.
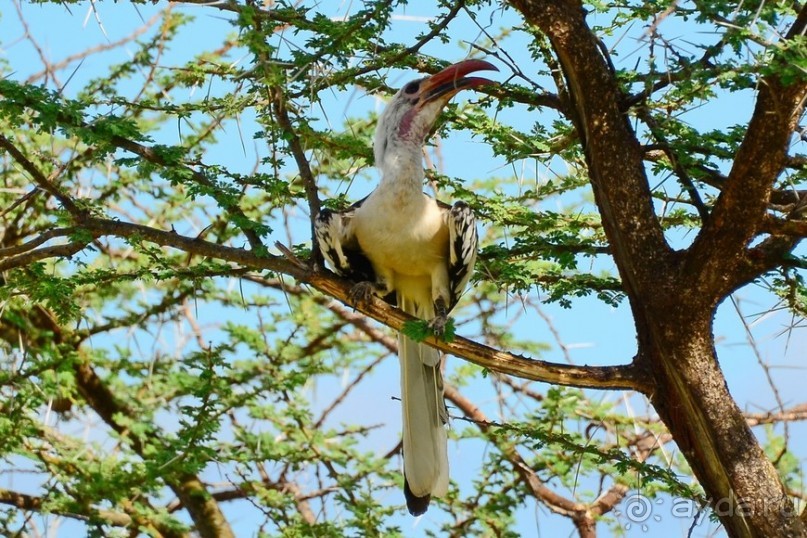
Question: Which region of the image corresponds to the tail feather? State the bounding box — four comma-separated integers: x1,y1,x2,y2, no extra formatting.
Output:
398,295,449,515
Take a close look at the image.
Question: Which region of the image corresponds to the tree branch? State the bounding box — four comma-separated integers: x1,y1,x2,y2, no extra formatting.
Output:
0,488,135,530
0,227,81,257
444,384,586,518
507,0,675,305
0,134,83,217
24,304,235,538
0,239,93,271
0,90,265,251
50,216,650,391
268,86,323,265
687,28,807,297
746,404,807,426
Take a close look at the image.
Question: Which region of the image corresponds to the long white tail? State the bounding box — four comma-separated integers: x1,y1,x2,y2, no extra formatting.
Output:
398,294,449,515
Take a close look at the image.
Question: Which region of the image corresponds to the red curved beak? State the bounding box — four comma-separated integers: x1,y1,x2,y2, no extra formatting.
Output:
420,59,498,105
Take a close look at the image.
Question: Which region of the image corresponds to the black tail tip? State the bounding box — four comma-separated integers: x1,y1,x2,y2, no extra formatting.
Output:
404,478,431,516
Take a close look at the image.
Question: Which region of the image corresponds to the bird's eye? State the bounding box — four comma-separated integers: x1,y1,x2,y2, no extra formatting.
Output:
403,81,420,95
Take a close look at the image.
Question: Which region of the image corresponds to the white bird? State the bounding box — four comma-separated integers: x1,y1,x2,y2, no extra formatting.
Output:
315,59,497,515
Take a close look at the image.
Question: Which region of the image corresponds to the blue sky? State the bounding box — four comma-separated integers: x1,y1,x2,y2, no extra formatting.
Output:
1,2,805,537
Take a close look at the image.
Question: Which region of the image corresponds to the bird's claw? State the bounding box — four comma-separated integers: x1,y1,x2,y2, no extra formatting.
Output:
348,281,376,305
428,314,448,337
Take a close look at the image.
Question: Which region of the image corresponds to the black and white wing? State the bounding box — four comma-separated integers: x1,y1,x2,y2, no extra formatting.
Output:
445,200,477,311
314,206,355,277
314,197,395,303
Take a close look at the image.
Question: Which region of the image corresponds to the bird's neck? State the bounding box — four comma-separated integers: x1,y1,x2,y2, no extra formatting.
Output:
376,142,424,197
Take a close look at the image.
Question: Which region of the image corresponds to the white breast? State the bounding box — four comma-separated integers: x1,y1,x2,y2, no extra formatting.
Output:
353,189,449,278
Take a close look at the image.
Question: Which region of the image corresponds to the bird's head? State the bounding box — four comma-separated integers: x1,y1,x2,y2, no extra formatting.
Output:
374,59,498,169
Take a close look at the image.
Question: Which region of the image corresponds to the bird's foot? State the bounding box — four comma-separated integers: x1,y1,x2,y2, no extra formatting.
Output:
427,314,449,337
348,281,376,305
428,296,450,336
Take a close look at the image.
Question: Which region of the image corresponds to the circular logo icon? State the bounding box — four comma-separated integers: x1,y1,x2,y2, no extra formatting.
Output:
618,494,664,532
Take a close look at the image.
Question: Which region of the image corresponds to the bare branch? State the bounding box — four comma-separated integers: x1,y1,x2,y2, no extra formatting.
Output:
746,404,807,426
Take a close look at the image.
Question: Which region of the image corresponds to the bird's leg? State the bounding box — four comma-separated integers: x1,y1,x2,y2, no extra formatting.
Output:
428,263,452,336
428,296,449,336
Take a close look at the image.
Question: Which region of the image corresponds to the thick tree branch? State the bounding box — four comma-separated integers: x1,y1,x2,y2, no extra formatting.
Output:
507,0,675,305
687,41,807,298
0,227,81,257
506,3,806,537
763,214,807,237
59,216,650,391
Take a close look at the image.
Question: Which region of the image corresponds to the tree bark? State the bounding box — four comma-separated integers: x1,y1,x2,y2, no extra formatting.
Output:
645,311,802,538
